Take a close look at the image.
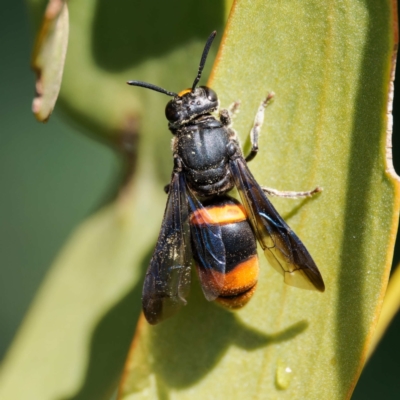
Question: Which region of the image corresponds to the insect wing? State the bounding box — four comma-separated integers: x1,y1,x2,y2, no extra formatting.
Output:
230,158,325,292
142,172,192,324
187,187,226,301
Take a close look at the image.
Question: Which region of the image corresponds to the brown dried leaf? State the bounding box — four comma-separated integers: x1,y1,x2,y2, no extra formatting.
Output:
31,0,69,122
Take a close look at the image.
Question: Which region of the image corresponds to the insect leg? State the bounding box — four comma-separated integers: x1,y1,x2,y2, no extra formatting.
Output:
245,92,274,163
228,100,241,117
163,184,170,194
219,101,241,126
219,109,231,126
261,186,322,198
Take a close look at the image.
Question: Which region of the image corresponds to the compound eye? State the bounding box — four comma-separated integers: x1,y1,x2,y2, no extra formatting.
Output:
203,87,218,102
165,100,180,122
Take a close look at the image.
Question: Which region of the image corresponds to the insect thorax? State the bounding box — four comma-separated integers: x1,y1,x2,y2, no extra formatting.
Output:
175,117,235,197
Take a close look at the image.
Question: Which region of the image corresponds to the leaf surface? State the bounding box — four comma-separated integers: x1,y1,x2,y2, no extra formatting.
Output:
119,1,400,399
1,1,398,399
0,1,228,399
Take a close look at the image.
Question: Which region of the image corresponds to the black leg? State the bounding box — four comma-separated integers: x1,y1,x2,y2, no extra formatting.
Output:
220,100,241,127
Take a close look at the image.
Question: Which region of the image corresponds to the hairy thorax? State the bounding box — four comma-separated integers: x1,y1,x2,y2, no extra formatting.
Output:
176,117,234,196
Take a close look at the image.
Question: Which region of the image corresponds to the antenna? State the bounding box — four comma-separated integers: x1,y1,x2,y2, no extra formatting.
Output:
191,31,217,91
127,81,177,97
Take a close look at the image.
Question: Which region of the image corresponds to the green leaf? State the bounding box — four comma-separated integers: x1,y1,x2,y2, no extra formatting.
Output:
118,1,400,399
1,1,398,399
31,0,69,122
0,1,230,399
49,0,231,143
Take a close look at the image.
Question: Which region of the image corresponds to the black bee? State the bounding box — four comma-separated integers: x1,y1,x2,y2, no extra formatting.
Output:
128,31,325,325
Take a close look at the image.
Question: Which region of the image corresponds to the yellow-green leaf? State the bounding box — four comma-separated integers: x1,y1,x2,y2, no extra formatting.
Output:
118,1,400,399
31,0,69,122
50,0,230,143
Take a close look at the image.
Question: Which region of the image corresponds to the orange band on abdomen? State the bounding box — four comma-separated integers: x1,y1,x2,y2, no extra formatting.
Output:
190,204,247,226
196,255,259,297
219,255,259,296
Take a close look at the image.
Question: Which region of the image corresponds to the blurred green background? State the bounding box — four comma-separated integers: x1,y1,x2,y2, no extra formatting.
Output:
0,2,399,398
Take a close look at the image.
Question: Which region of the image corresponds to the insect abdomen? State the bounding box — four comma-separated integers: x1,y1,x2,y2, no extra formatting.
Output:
190,195,259,309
